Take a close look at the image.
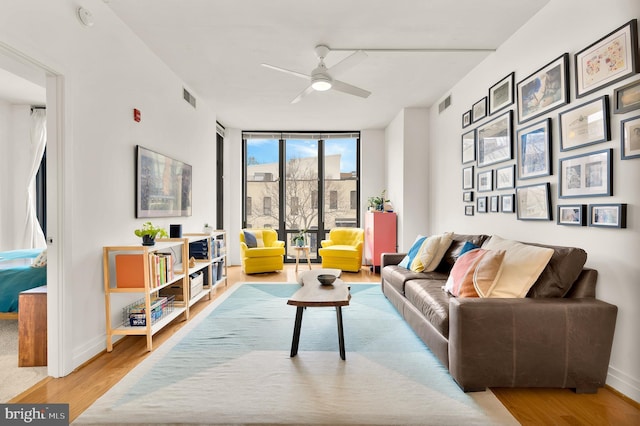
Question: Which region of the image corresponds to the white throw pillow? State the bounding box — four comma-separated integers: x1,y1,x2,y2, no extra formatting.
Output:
411,232,454,272
482,235,553,298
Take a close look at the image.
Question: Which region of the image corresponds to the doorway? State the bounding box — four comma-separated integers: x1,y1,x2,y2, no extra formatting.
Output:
0,43,66,378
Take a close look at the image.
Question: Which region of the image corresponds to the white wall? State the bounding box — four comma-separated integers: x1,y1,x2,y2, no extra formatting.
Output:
0,103,32,250
385,108,430,250
0,0,218,372
427,0,640,402
0,99,11,249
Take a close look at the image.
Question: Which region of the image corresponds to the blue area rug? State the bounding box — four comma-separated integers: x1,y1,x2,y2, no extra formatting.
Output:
75,283,516,425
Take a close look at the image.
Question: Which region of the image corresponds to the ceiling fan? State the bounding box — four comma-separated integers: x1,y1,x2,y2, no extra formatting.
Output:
261,45,371,104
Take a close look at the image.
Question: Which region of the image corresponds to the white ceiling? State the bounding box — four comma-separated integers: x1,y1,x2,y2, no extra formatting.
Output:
1,1,550,130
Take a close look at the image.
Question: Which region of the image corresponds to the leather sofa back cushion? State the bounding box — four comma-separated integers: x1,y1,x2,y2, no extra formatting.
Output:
437,234,491,272
525,242,588,298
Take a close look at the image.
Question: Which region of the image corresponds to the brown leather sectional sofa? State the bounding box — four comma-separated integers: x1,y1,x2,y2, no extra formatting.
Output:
381,233,618,393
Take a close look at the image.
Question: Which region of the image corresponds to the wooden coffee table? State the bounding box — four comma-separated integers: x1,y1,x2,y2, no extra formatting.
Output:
287,273,351,360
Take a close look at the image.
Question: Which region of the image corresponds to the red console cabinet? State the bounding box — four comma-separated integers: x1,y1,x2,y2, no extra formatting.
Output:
364,211,397,270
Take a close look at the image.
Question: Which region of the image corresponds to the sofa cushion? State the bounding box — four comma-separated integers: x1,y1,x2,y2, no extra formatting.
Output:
482,235,553,298
525,243,588,298
398,235,426,269
443,248,505,297
243,246,285,258
411,232,454,272
405,279,451,338
436,234,491,273
473,249,506,297
318,245,359,258
382,265,448,295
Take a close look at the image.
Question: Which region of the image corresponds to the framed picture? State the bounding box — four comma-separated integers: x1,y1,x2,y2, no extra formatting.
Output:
588,203,627,228
517,53,570,124
461,129,476,164
488,72,514,116
490,195,500,212
463,191,474,202
462,166,474,190
495,164,515,190
621,114,640,159
516,182,552,221
477,110,513,167
557,204,587,226
477,170,493,192
136,145,193,218
517,118,552,180
559,149,612,198
465,205,474,216
559,95,610,151
472,97,487,122
501,194,515,213
462,110,472,128
575,19,639,98
477,196,488,213
614,78,640,114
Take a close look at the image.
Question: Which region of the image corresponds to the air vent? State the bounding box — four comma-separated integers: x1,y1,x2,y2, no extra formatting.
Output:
438,95,451,113
183,88,196,108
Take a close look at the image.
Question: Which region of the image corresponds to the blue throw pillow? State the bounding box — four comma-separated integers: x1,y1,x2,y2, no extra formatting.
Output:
244,230,258,248
398,235,427,269
458,241,480,258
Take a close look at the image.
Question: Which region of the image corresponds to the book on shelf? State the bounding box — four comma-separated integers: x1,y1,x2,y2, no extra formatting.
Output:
115,254,145,288
148,252,174,288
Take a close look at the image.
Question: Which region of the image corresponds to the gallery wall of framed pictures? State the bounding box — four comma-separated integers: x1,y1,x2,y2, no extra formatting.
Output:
459,18,638,228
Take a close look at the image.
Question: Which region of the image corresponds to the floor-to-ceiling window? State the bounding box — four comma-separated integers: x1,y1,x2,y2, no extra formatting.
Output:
242,132,360,262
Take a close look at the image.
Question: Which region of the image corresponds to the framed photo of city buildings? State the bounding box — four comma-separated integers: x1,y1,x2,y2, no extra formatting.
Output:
559,149,612,198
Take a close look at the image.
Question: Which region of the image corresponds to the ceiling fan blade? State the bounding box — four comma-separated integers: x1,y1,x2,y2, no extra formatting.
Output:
291,85,315,104
331,80,371,99
261,63,310,80
328,50,367,77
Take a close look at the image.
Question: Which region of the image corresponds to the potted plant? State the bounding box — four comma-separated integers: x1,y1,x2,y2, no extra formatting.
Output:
368,189,390,211
291,229,307,247
203,223,214,235
134,221,168,246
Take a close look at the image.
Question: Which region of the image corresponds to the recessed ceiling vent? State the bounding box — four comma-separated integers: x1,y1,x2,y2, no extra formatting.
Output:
438,95,451,113
183,88,196,108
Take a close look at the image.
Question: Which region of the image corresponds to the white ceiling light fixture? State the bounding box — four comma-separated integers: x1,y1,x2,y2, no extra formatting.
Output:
262,44,370,103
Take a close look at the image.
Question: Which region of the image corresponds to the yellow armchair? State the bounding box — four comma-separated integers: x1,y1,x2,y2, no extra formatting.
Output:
318,228,364,272
240,229,285,274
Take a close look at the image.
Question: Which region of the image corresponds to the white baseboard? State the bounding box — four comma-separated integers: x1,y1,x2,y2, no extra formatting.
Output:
71,334,115,372
607,366,640,404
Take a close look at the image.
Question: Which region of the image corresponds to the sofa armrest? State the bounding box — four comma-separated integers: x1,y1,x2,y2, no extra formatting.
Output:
381,253,406,268
448,297,617,392
320,240,333,248
272,240,285,248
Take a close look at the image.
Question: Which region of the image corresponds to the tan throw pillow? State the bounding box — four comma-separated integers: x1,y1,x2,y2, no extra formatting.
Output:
411,232,454,272
473,249,506,297
483,235,554,298
410,235,441,272
425,232,454,272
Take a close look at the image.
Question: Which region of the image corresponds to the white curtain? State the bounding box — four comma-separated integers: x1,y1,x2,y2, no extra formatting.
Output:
22,108,47,249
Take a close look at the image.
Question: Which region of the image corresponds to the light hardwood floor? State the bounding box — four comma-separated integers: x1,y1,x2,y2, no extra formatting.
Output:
10,264,640,425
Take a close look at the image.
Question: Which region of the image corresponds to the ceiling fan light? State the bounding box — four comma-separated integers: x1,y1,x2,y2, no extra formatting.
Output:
311,79,332,91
